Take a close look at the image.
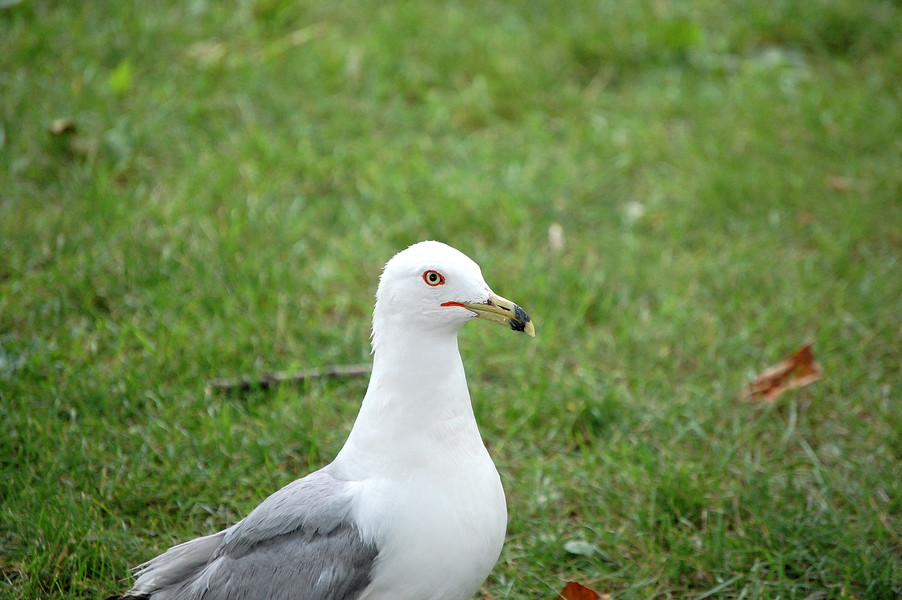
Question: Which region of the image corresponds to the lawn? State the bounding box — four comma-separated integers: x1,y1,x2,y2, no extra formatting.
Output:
2,1,901,598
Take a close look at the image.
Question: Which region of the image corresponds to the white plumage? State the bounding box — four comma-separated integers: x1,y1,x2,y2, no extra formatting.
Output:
116,240,535,600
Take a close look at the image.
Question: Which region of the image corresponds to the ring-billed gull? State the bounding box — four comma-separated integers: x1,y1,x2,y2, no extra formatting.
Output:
110,240,535,600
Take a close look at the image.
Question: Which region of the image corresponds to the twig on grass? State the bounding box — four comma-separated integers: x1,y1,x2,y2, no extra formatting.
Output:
206,363,371,394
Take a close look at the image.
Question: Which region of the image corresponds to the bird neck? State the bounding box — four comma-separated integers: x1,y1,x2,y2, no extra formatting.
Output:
333,330,485,476
371,328,465,395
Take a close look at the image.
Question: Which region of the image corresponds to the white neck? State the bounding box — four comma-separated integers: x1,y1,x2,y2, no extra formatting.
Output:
333,327,484,478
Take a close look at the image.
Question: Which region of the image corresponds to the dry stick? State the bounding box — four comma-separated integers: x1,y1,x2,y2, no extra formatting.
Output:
206,363,372,394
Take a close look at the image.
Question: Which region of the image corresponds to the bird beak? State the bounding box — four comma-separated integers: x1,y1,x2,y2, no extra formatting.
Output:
455,292,536,337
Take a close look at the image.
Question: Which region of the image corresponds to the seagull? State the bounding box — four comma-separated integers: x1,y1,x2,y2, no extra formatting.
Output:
111,240,535,600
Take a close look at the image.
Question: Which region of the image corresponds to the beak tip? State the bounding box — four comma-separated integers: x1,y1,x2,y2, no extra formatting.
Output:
511,303,535,337
509,311,535,337
462,293,535,337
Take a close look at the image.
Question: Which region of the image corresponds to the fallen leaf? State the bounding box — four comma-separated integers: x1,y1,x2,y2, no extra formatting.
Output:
558,581,608,600
740,343,823,403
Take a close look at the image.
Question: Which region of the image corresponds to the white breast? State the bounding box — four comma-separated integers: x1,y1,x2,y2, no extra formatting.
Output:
349,443,507,600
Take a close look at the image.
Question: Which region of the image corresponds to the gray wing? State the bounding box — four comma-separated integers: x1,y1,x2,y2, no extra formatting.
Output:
129,468,377,600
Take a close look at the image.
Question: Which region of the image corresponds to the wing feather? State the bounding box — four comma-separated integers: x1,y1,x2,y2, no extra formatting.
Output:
129,468,376,600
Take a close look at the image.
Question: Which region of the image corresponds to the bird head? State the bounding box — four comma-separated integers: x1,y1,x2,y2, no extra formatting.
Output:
372,241,535,342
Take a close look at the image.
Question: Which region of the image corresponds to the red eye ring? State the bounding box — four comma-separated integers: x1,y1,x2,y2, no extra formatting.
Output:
423,270,445,286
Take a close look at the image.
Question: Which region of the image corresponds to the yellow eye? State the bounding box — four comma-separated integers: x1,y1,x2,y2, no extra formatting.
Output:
423,270,445,286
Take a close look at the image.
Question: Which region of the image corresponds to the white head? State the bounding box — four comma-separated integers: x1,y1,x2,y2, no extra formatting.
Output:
371,241,534,347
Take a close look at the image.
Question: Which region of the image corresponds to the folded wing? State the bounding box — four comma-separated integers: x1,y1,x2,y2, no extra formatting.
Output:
127,469,376,600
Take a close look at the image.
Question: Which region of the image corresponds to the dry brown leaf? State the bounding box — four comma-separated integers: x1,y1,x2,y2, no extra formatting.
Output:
558,581,609,600
740,343,823,403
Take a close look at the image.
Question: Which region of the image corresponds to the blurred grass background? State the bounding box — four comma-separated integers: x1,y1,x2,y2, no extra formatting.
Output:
1,0,900,598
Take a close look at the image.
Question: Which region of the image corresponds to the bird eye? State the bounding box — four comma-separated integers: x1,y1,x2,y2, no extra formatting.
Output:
423,270,445,286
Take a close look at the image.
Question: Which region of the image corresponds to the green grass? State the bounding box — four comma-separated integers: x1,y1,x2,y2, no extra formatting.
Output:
2,0,901,598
